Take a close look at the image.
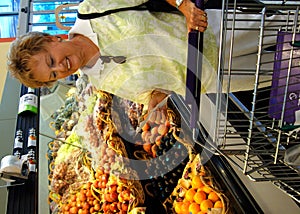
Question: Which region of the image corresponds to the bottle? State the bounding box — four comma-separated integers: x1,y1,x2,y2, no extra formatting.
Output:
13,130,23,158
27,128,37,148
13,150,21,159
27,149,36,172
27,128,37,172
18,87,38,115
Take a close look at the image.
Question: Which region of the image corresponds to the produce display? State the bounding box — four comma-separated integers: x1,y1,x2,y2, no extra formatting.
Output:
47,82,145,213
58,146,145,214
133,110,192,203
46,76,229,213
165,154,228,214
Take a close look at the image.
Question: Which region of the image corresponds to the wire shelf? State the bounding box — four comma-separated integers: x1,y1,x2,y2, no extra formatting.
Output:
207,0,300,203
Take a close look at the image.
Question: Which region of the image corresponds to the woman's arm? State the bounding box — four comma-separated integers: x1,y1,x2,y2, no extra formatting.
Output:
166,0,208,32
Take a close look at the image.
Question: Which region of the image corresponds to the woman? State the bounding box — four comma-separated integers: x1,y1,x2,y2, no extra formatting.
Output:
7,0,214,114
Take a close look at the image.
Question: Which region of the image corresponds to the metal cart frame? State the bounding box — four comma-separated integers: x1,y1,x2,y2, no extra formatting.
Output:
196,0,300,204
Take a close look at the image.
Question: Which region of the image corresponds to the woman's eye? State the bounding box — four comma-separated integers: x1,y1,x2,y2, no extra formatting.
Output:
52,72,57,79
50,58,54,67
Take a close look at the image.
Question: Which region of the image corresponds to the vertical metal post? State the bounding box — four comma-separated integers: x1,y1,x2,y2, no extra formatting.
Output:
18,0,31,36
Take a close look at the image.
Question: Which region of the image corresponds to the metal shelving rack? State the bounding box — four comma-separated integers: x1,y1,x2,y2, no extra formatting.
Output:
6,85,39,214
202,0,300,204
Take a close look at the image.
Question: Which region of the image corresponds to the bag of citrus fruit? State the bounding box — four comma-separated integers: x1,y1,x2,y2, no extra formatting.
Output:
165,154,229,214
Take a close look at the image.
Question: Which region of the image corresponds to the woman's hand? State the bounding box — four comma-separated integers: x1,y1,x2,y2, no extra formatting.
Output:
147,90,168,124
180,0,208,32
167,0,208,32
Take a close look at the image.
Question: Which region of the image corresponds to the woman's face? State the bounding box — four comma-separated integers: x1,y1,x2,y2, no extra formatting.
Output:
29,36,86,83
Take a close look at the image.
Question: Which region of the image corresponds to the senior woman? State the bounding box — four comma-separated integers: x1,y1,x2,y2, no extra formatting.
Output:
7,0,217,113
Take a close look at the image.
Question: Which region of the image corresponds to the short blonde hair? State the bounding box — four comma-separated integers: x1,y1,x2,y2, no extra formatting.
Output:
7,31,56,88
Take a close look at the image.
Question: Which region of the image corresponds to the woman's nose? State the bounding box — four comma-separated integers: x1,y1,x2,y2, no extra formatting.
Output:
54,62,69,74
52,61,63,71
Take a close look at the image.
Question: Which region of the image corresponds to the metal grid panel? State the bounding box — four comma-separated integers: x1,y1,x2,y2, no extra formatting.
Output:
211,0,300,203
257,0,300,6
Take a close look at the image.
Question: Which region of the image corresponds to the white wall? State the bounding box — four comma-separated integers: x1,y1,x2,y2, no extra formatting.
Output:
0,72,21,214
0,42,11,103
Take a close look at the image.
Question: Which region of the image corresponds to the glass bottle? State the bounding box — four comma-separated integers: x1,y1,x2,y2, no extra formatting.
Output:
27,149,36,172
18,87,38,115
27,128,37,172
27,128,37,148
13,130,23,158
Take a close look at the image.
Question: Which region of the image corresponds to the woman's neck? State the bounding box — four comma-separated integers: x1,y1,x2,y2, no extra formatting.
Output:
72,34,100,67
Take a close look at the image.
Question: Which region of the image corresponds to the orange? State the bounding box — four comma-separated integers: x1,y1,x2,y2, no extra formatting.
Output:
141,130,149,141
200,199,213,212
196,211,206,214
185,188,196,202
151,144,158,157
189,202,200,214
202,186,212,194
151,125,159,135
193,190,206,204
142,143,152,153
180,201,191,214
214,200,223,208
208,191,219,202
174,201,183,213
191,176,204,189
157,124,168,136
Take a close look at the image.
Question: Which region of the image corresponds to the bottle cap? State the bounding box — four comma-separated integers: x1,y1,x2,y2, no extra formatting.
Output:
28,87,35,93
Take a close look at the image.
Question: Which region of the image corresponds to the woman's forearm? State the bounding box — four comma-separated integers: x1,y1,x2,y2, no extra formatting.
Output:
165,0,186,12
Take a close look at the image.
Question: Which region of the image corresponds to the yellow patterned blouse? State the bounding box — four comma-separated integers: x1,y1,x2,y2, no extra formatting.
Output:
73,0,218,105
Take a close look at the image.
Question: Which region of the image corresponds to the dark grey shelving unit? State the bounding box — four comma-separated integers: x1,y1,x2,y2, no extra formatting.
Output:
6,85,39,214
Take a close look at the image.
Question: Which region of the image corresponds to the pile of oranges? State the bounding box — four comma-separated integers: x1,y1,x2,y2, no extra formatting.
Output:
173,176,223,214
60,182,101,214
59,165,143,214
170,155,225,214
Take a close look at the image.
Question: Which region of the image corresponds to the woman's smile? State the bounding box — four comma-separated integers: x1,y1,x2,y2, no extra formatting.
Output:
66,57,71,70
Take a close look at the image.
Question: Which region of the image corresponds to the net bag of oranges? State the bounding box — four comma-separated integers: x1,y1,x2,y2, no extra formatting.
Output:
165,153,229,214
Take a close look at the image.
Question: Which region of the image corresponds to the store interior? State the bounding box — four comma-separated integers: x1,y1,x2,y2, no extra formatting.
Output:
0,0,300,214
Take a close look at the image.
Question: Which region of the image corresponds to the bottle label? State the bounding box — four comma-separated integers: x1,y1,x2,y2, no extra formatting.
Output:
28,163,36,172
14,138,23,149
28,137,37,147
18,94,38,114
